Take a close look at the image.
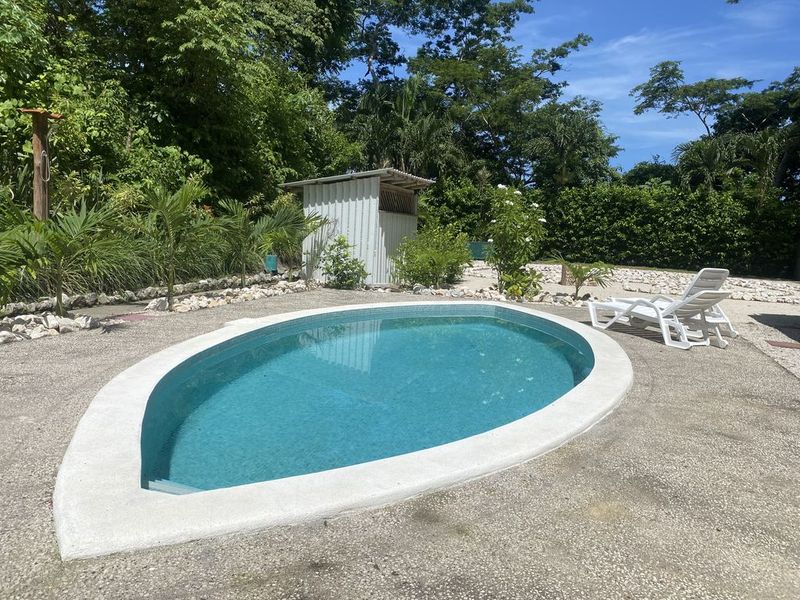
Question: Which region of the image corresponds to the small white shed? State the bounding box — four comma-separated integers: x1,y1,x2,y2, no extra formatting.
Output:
280,168,434,285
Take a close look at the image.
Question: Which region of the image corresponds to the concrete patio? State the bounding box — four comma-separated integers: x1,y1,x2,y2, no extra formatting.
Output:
1,289,798,599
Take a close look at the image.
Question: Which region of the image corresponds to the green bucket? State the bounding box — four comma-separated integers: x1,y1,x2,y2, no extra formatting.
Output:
264,254,278,273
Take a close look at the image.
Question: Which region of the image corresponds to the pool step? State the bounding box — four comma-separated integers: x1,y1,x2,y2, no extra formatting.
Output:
147,479,201,495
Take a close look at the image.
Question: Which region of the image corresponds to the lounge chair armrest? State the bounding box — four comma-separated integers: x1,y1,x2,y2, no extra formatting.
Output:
597,298,663,311
629,298,660,309
608,297,639,304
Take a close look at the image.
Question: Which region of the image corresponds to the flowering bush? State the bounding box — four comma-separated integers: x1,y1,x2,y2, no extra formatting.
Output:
486,186,546,292
320,235,368,289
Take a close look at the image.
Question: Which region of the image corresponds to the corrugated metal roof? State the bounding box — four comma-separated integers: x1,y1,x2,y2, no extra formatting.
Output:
279,168,434,192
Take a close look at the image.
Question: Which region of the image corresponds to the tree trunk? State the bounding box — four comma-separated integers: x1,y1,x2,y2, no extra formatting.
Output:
167,264,175,310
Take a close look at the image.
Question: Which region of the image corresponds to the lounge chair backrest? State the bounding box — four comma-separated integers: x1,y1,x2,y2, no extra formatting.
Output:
669,290,731,318
683,268,729,298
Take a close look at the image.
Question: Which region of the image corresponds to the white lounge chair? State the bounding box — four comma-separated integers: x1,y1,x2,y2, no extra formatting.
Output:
588,290,732,349
610,268,738,338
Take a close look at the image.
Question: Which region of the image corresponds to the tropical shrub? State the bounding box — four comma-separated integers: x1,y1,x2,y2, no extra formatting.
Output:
486,186,546,292
392,223,472,287
263,194,326,281
0,200,146,313
320,236,368,289
500,269,544,300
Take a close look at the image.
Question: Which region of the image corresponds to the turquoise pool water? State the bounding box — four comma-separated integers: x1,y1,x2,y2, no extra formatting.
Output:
140,304,594,492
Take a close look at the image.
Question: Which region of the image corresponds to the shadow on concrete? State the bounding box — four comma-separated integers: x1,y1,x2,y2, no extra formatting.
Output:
100,322,131,334
751,313,800,343
576,319,672,347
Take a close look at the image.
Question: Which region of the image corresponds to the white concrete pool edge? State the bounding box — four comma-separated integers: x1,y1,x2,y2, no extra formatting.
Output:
53,301,633,560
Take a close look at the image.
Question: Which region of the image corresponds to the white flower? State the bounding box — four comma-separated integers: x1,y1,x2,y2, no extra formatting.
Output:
504,200,514,205
538,217,547,223
514,190,522,196
487,238,494,242
490,219,497,223
531,202,540,208
524,237,531,242
497,184,507,189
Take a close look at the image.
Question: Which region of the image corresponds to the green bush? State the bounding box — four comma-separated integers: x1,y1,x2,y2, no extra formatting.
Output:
320,236,368,289
418,178,496,240
542,182,797,276
392,224,472,288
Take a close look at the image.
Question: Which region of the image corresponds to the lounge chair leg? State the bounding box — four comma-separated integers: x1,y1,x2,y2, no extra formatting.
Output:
660,320,691,350
710,324,728,349
588,303,623,330
717,307,738,338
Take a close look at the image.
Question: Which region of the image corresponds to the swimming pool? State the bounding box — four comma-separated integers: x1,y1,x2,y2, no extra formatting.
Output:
141,304,594,492
54,301,632,558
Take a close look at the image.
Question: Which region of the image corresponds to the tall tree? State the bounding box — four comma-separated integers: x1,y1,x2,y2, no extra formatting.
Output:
631,61,754,135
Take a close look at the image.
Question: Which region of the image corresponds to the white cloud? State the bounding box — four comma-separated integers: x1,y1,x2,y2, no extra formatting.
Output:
722,0,800,29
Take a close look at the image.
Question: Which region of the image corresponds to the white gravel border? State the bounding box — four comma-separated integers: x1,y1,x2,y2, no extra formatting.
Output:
53,301,633,560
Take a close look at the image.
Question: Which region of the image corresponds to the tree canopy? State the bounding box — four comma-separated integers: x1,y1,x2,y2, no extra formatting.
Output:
1,0,799,280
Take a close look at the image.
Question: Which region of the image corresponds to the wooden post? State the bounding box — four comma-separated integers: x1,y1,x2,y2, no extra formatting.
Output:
18,108,63,220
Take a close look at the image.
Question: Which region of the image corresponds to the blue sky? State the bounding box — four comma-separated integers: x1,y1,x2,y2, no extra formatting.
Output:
340,0,800,170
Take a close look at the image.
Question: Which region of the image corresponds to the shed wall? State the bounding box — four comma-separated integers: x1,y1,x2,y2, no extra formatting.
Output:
302,177,381,283
377,211,417,284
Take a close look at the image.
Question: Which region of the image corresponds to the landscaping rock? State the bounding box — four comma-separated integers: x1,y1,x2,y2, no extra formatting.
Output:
146,297,168,312
4,302,25,315
35,299,54,312
97,293,111,305
44,314,61,330
29,325,58,339
0,331,16,344
74,315,100,330
57,318,79,333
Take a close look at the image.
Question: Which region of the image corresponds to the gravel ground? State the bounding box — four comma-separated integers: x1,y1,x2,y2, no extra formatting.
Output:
464,263,800,304
1,289,799,599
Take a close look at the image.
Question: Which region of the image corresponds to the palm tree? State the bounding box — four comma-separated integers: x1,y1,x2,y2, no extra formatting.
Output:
673,135,741,190
219,199,268,287
145,180,216,310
